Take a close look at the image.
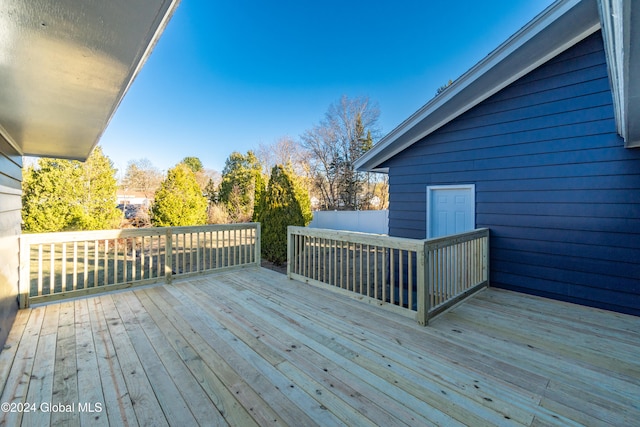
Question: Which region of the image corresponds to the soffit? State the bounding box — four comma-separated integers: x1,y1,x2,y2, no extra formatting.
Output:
0,0,179,160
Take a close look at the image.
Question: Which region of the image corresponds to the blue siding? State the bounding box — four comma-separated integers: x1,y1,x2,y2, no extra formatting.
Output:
0,134,21,349
384,32,640,315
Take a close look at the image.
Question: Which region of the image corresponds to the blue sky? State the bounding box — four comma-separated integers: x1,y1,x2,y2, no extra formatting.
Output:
100,0,555,176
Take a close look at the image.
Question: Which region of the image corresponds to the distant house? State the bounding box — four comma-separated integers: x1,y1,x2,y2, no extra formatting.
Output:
117,190,153,207
355,0,640,316
0,1,179,347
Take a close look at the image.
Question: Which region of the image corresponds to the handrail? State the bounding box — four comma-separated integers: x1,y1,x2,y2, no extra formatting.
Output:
289,227,424,251
19,223,261,307
287,226,489,325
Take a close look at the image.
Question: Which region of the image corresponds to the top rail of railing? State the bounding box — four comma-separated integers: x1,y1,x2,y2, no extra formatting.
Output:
288,227,424,251
20,223,257,244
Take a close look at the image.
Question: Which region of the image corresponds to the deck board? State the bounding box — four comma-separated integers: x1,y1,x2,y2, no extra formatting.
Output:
100,295,168,427
86,297,139,426
1,266,639,426
22,305,58,427
75,299,108,427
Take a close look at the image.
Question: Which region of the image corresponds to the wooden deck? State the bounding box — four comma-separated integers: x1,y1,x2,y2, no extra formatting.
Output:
1,267,638,426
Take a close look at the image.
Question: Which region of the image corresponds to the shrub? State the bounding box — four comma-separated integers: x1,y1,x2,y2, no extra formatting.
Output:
208,203,230,224
152,164,208,226
256,165,312,265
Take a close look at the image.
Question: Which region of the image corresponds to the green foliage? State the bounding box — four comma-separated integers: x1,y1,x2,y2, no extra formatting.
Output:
152,164,208,226
335,113,375,208
204,178,218,204
256,165,312,265
181,156,203,173
23,159,79,232
22,147,121,232
251,172,266,222
218,151,263,222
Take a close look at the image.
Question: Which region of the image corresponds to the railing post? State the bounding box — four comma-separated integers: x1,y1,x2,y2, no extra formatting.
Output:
287,226,293,279
484,229,490,288
18,236,29,309
255,222,261,267
165,228,173,284
416,241,430,326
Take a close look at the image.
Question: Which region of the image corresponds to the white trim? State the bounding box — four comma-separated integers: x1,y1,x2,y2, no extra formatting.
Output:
598,0,625,141
598,0,640,148
426,184,475,239
0,124,24,157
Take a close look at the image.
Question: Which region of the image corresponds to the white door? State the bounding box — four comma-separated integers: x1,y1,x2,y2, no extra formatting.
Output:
427,185,475,238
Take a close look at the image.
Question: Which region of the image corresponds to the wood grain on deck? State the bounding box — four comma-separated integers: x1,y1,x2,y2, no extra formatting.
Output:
1,267,638,426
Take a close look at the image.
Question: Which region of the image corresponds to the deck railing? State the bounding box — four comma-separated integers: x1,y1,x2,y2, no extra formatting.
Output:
287,226,489,325
19,223,260,307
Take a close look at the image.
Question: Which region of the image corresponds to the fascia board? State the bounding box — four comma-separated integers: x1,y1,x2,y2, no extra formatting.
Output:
599,0,640,148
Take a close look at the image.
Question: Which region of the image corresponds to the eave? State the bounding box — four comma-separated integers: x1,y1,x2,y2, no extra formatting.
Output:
0,0,180,161
355,0,604,172
598,0,640,148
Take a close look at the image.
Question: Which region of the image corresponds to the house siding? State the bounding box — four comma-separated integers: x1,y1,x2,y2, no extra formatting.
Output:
383,32,640,315
0,134,21,348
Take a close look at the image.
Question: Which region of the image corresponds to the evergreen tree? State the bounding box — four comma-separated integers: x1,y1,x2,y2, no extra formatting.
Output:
204,178,218,204
22,147,121,232
23,159,81,232
337,114,375,209
181,156,203,173
73,147,123,230
218,151,263,222
152,163,208,226
257,165,312,264
251,171,267,222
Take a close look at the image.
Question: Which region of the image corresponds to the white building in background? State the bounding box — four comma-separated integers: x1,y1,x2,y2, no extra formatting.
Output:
117,190,152,207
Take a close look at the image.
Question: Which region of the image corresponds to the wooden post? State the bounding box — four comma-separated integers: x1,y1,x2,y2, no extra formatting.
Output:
255,223,261,267
287,226,293,279
165,228,173,284
18,236,30,309
416,242,429,326
484,229,490,288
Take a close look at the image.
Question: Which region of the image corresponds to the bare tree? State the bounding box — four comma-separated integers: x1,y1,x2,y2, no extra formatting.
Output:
300,95,381,210
121,158,163,199
256,136,310,177
255,136,314,205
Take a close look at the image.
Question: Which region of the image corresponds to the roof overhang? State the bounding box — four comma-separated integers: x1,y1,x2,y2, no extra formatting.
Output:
0,0,180,161
356,0,637,172
598,0,640,148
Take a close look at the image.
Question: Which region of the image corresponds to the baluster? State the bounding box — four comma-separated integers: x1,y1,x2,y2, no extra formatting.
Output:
38,244,43,296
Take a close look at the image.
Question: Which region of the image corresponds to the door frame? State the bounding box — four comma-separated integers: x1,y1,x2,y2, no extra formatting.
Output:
426,184,475,238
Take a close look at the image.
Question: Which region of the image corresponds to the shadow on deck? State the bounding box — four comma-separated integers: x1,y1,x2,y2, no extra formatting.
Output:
1,267,639,426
